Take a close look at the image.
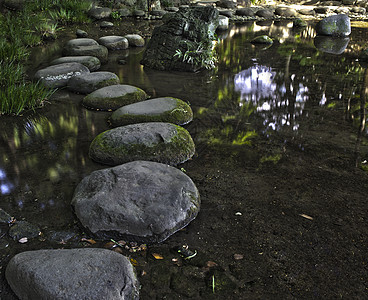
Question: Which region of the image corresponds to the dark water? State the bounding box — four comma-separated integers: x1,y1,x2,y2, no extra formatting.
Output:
1,20,368,298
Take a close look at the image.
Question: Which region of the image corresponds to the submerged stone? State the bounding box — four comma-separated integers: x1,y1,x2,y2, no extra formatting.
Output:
82,84,147,111
67,72,120,94
316,14,351,37
8,221,40,241
34,62,90,88
110,97,193,127
251,35,273,44
71,161,200,243
6,248,139,300
50,56,101,71
89,122,195,166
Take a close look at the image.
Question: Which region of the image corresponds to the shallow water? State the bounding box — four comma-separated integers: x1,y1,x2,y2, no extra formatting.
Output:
1,20,368,298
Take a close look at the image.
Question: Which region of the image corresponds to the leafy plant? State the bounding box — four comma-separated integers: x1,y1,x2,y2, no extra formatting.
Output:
174,40,218,70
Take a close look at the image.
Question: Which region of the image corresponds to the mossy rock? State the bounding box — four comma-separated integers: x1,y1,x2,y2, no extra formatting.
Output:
293,18,307,28
82,84,148,111
89,122,195,166
67,72,120,94
251,35,273,44
316,14,351,37
110,97,193,127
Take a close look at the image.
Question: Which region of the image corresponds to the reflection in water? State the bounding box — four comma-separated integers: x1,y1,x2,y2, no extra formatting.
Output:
234,65,309,131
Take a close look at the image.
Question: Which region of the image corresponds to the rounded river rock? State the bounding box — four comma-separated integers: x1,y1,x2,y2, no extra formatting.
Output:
71,160,200,243
67,72,120,94
82,84,147,110
110,97,193,127
6,248,139,300
89,122,195,166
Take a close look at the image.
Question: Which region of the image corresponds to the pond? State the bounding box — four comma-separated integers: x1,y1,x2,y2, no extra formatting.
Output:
1,20,367,298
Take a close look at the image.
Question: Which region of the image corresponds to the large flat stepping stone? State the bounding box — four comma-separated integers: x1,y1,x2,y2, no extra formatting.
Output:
89,122,195,166
82,84,148,111
6,248,139,300
71,161,200,243
63,39,108,64
110,97,193,127
34,62,90,88
50,56,101,71
98,36,129,50
67,72,120,94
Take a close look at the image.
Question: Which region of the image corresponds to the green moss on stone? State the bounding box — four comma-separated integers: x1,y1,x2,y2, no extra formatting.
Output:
89,123,195,166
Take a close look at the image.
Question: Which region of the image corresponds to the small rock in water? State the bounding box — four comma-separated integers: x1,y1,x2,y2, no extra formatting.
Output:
76,29,88,38
124,34,145,47
67,71,120,94
100,21,114,28
251,35,273,44
8,220,41,241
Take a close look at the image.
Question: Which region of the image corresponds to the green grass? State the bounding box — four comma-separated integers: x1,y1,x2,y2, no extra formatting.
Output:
0,0,92,115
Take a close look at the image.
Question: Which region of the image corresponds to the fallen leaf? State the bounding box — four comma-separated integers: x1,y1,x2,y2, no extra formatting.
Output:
112,247,123,254
206,261,218,268
234,254,244,260
18,237,28,243
152,253,164,260
81,238,96,244
104,241,116,249
299,214,313,220
130,258,138,266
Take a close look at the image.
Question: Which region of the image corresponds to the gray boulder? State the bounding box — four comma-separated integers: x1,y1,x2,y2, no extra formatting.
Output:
110,97,193,127
63,39,109,64
34,62,90,88
67,72,120,94
88,7,112,19
6,248,139,300
98,36,129,50
89,122,195,166
100,21,114,28
82,84,147,110
76,29,88,38
50,56,101,71
71,161,200,243
124,34,145,47
118,8,133,17
141,6,219,72
316,14,351,37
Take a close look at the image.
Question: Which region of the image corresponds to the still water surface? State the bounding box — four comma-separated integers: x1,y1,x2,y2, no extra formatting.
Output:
1,20,368,298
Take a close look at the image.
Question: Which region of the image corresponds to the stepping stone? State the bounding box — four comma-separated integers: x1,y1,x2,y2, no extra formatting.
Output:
6,248,139,300
34,62,90,88
150,9,167,16
219,10,233,18
89,122,195,166
82,84,147,110
50,56,101,71
118,8,132,17
110,97,193,127
88,7,112,19
134,10,145,17
236,8,255,17
251,35,273,44
71,161,200,243
98,36,129,50
124,34,145,47
274,7,297,17
67,72,120,94
256,9,274,18
64,38,98,48
63,39,109,64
